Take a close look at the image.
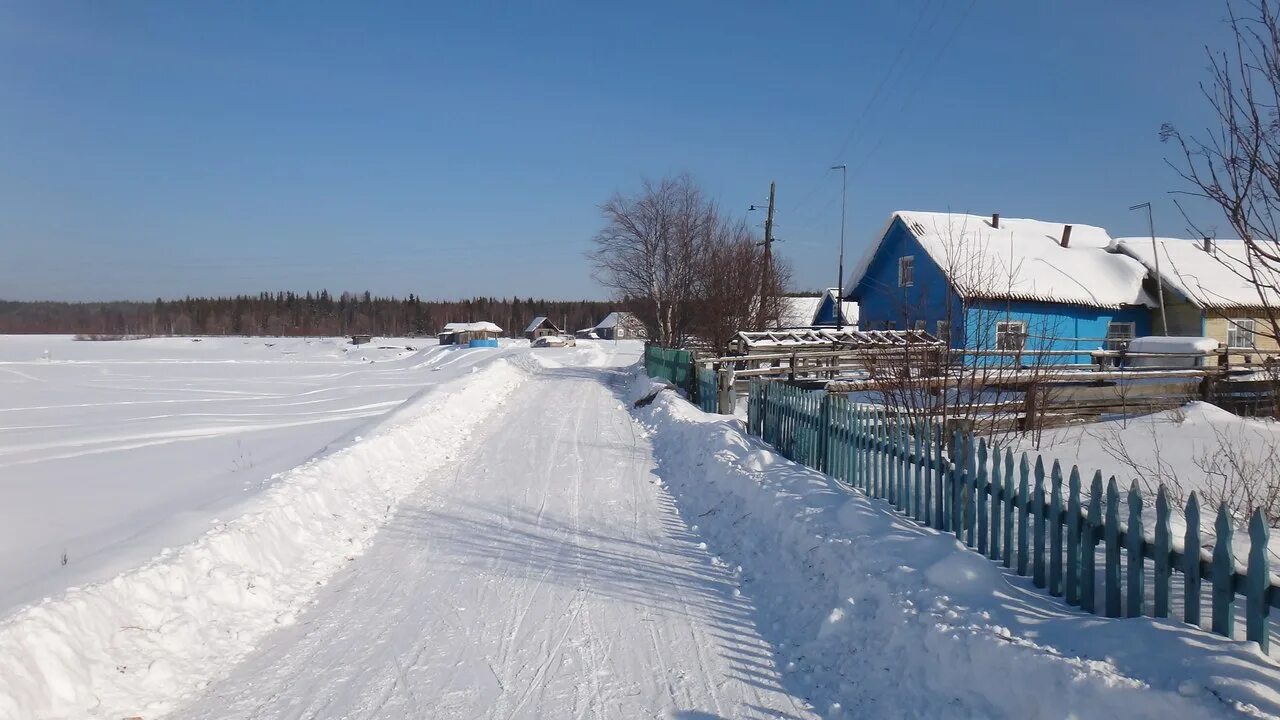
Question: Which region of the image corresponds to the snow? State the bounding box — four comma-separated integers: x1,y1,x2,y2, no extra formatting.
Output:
0,347,531,720
840,300,859,325
443,321,503,333
1126,336,1220,366
849,211,1156,308
632,378,1280,718
1112,237,1276,309
593,311,628,329
164,341,815,720
5,336,1279,718
776,295,822,328
0,335,519,616
522,315,549,333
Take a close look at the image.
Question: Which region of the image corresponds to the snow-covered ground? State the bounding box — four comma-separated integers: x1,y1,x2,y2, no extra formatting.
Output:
3,337,1278,718
0,335,504,614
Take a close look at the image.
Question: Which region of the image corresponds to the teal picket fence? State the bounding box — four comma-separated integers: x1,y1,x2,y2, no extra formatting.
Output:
696,365,719,413
644,345,694,393
746,379,1279,653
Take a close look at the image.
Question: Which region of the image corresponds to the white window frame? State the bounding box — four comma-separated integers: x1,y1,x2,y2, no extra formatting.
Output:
996,320,1027,352
898,255,915,287
1227,318,1257,348
1104,321,1135,352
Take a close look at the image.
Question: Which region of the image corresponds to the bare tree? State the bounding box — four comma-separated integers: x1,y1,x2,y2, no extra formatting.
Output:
590,175,715,347
1163,0,1280,355
590,175,787,350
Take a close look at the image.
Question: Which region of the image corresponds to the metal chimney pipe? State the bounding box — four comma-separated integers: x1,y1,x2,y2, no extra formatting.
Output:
1060,224,1073,248
1203,236,1213,252
991,213,1000,229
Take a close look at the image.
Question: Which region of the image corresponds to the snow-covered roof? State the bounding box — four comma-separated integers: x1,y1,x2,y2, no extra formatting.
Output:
776,296,822,328
848,211,1155,309
594,312,634,329
733,328,941,349
524,316,551,333
841,301,859,325
441,321,502,334
1110,237,1279,309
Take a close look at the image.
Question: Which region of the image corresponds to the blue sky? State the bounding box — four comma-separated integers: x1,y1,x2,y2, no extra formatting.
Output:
0,1,1235,301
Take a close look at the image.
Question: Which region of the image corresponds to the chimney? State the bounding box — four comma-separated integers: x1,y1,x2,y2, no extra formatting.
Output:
991,213,1000,229
1060,224,1073,248
1203,236,1213,252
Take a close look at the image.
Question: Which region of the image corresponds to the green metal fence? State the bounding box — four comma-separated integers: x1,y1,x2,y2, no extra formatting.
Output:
644,345,724,414
696,366,719,414
747,379,1278,653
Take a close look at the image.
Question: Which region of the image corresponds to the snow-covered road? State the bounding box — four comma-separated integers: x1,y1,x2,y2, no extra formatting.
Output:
177,346,816,719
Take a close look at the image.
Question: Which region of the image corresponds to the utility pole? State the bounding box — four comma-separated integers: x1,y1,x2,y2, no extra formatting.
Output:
750,181,778,329
1130,202,1167,336
831,165,848,329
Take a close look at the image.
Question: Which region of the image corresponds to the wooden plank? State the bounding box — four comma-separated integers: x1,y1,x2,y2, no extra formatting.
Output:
1184,492,1202,627
1082,472,1103,614
1033,457,1047,589
1154,485,1171,618
1003,450,1015,569
1213,504,1235,637
1017,455,1030,576
977,440,990,556
1066,467,1082,605
1105,477,1122,618
1049,461,1064,597
1126,481,1145,618
1247,510,1271,652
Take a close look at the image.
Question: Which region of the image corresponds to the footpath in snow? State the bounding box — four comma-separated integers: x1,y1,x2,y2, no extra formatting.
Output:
174,343,814,719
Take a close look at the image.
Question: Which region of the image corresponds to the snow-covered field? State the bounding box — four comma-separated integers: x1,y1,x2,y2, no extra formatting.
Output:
3,336,1279,719
0,335,502,613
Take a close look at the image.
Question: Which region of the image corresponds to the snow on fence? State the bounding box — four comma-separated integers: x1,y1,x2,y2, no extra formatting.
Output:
745,380,1278,654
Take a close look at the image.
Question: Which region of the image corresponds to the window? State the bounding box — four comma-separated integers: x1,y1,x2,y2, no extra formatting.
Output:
936,320,950,343
898,256,915,287
996,320,1027,352
1104,322,1135,352
1227,318,1257,348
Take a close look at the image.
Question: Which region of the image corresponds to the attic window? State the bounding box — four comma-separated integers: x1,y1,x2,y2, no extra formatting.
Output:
910,222,927,235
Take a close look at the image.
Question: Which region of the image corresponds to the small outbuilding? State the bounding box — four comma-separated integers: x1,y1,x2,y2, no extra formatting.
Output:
523,316,562,341
350,334,373,346
592,311,647,340
438,321,503,347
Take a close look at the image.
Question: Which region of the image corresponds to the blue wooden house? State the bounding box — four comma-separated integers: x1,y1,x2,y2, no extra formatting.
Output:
811,288,858,328
845,211,1156,363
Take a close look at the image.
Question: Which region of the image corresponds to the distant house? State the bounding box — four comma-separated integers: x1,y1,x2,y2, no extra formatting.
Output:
574,327,600,340
847,211,1155,363
592,312,646,340
523,316,562,341
773,295,823,329
810,289,858,328
438,321,503,347
768,292,857,330
1110,236,1279,357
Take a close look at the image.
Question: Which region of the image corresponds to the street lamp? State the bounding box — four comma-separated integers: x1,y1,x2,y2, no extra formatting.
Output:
831,164,848,329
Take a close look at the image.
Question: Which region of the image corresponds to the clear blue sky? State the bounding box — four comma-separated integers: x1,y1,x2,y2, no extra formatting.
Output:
0,1,1235,301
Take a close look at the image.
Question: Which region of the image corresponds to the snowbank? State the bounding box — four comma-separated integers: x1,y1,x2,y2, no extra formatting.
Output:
1127,336,1219,367
628,375,1280,718
0,357,528,720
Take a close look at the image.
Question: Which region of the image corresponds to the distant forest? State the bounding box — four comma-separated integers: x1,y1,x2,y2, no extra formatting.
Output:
0,292,618,337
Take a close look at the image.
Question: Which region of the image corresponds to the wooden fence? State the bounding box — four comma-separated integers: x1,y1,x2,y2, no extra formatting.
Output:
746,380,1278,653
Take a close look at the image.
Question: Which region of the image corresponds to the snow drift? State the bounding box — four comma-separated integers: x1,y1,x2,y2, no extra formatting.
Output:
0,357,528,720
628,373,1280,718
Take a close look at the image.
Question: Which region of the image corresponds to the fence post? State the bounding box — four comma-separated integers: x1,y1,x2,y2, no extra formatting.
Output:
717,368,735,415
1154,485,1171,618
1033,457,1047,589
1184,492,1202,627
990,446,1003,562
1017,455,1030,576
1002,450,1015,569
1066,467,1082,605
977,440,989,555
1126,481,1145,618
1247,509,1270,652
1049,461,1064,597
934,425,946,530
1212,504,1235,638
1105,477,1122,618
1082,472,1103,614
818,394,831,473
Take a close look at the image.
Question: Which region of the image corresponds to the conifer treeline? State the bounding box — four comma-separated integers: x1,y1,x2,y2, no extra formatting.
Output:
0,292,617,337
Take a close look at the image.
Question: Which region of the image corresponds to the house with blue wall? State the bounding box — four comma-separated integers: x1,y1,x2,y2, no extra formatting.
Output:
811,289,859,328
844,211,1156,364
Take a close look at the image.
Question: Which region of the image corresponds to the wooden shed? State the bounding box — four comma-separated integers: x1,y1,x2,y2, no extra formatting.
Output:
523,316,562,341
